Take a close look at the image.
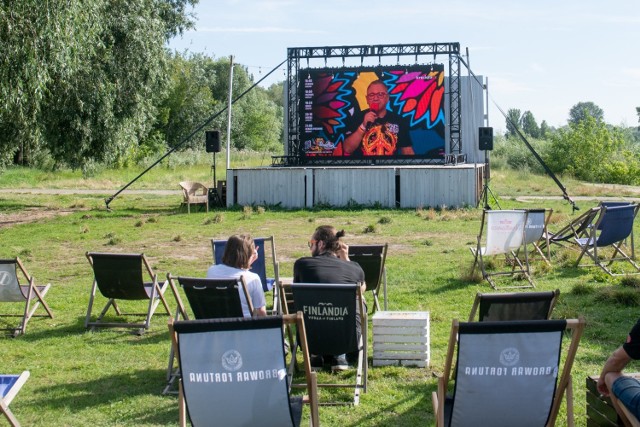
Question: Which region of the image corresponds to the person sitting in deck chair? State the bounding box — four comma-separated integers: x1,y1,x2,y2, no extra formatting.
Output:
206,234,267,317
293,225,365,371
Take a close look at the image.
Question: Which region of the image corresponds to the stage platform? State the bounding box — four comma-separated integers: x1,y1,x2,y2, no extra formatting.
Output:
225,163,485,209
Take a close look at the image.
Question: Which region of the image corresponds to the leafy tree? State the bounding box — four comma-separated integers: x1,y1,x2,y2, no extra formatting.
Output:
521,111,540,138
636,107,640,129
568,101,604,126
505,108,521,138
0,0,198,170
539,120,552,139
545,116,640,184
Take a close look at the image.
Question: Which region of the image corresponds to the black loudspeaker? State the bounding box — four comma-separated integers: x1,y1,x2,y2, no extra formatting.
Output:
205,130,221,153
479,127,494,151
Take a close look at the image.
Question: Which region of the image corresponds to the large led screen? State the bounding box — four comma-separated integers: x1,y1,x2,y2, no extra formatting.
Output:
299,65,445,160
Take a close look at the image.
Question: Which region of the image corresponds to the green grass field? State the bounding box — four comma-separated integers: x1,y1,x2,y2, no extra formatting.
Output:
1,163,640,426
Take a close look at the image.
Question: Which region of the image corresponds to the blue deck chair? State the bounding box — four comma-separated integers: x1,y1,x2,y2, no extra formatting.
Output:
85,252,172,332
0,371,29,427
0,258,54,336
575,204,640,276
468,289,560,322
432,318,585,427
212,236,280,313
169,313,319,427
164,274,254,395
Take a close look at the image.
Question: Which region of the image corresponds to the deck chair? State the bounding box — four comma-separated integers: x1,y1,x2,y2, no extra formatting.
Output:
164,274,254,395
289,283,367,405
517,208,553,265
468,289,560,322
169,313,320,427
0,371,29,427
540,206,601,251
575,204,640,276
179,181,209,213
432,317,585,427
610,392,640,427
212,236,280,313
0,258,53,336
470,209,535,289
348,244,388,312
85,252,172,332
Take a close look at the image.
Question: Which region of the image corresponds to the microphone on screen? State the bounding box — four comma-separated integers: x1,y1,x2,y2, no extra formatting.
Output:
366,102,379,129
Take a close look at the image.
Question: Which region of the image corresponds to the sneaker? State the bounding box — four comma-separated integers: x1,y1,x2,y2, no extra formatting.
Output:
310,355,324,371
331,354,349,372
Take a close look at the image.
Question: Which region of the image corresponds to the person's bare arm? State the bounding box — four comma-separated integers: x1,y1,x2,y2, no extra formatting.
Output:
598,346,632,396
253,306,268,317
344,111,377,154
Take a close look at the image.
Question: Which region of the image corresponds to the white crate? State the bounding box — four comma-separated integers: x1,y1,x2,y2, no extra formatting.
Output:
372,311,429,367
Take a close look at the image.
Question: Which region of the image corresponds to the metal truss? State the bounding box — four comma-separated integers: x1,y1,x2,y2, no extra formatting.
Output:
284,42,463,167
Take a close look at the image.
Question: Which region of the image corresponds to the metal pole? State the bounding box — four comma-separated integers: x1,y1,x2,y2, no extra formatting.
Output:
226,55,234,170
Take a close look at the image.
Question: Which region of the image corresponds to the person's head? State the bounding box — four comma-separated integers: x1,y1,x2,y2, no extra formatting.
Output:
366,80,389,113
308,225,346,256
222,234,256,269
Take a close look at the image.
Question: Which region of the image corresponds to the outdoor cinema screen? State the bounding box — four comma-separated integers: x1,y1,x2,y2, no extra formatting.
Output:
299,64,446,161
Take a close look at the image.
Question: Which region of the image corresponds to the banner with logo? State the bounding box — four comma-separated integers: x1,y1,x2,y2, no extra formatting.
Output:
177,318,293,427
0,262,24,302
451,321,564,426
484,210,526,256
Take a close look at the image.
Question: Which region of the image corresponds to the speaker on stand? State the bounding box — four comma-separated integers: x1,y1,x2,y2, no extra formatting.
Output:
205,131,222,207
477,127,500,210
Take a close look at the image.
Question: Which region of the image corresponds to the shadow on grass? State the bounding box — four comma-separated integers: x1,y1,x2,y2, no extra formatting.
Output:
30,368,176,425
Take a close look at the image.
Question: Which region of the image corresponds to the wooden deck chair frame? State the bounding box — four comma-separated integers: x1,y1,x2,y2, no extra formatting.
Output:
516,208,553,265
85,252,172,332
164,274,254,395
0,371,29,427
575,204,640,276
178,181,209,214
539,206,601,252
468,289,560,322
212,236,280,314
469,209,535,289
432,317,585,427
169,313,319,427
285,283,367,406
348,243,388,312
610,391,640,427
0,258,53,337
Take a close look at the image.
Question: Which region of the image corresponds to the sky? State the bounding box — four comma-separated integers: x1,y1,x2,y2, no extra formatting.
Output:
168,0,640,133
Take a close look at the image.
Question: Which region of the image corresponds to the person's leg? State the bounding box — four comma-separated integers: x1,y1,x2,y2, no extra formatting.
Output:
610,375,640,420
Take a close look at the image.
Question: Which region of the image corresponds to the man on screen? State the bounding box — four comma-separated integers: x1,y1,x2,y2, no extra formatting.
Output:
343,80,414,156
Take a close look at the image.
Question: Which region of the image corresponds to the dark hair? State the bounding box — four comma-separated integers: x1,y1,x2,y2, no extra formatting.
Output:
221,234,254,269
313,225,346,254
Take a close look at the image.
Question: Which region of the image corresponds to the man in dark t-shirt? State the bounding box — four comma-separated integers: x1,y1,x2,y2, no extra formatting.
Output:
343,80,414,157
598,318,640,420
293,225,365,371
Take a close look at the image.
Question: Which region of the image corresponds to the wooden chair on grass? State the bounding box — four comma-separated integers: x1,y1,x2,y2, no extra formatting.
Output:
468,289,560,322
432,317,585,427
179,181,209,214
169,313,319,426
348,243,388,312
0,371,29,427
85,252,172,333
0,258,53,336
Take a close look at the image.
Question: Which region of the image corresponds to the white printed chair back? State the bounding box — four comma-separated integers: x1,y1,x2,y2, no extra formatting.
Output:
470,210,534,289
432,318,585,427
519,208,553,264
0,258,53,336
170,314,319,427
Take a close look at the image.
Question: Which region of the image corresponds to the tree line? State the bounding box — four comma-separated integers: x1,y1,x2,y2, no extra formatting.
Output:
0,1,284,175
497,102,640,185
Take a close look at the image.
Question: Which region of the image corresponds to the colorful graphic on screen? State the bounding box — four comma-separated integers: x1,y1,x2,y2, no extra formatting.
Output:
299,65,446,160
